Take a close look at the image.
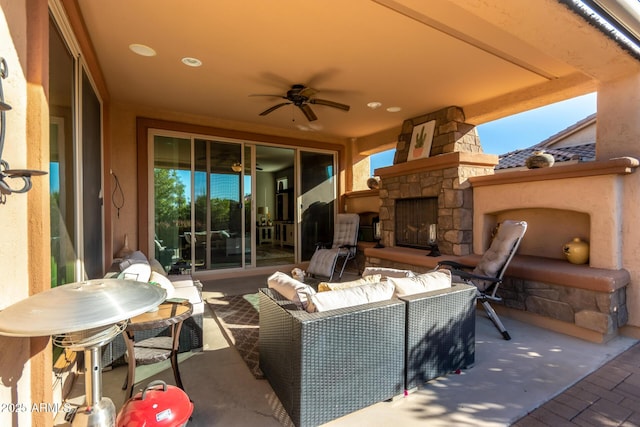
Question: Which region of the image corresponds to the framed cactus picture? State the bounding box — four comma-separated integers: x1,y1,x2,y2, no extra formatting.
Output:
408,120,436,161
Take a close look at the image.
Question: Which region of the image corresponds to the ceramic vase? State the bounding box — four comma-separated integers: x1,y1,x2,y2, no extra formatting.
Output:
526,151,555,169
367,176,380,190
563,237,589,264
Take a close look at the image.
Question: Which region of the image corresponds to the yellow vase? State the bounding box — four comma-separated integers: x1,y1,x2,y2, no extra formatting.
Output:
563,237,589,264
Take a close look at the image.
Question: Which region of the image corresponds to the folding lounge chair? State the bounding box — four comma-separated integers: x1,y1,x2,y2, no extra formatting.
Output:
437,220,527,340
307,213,360,281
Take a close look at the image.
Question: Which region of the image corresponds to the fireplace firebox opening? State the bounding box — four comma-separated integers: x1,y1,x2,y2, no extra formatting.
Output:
395,197,438,249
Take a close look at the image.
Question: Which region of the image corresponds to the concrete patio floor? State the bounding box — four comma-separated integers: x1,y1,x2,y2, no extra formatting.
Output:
58,272,638,426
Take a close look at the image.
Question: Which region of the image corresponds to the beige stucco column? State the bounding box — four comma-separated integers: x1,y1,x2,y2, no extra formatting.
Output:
598,74,640,329
27,1,53,426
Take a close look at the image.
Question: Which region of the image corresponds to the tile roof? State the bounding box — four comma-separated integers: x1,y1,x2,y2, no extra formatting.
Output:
496,113,596,170
496,143,596,170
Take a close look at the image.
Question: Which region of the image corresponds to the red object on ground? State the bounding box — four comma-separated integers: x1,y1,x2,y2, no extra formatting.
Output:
117,380,193,427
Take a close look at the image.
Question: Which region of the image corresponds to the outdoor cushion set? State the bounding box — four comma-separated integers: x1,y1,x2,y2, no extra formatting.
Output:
100,250,204,367
259,267,477,427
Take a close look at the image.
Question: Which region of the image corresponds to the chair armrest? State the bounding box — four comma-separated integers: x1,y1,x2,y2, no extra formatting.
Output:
451,269,500,283
437,260,475,270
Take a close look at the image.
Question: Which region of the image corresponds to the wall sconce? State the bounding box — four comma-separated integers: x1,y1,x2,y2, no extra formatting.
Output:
0,57,46,203
231,162,242,172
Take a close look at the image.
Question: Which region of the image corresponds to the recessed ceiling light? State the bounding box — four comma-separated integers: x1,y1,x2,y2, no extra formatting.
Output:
367,101,382,109
129,44,156,57
181,57,202,67
296,123,323,132
386,106,402,113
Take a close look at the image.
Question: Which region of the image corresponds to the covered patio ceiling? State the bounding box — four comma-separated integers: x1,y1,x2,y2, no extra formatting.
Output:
72,0,640,144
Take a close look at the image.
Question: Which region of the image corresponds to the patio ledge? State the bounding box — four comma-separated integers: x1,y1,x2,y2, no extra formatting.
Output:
469,156,639,187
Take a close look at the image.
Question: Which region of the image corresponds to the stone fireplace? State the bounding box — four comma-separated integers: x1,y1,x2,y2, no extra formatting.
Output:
365,106,636,342
375,106,497,256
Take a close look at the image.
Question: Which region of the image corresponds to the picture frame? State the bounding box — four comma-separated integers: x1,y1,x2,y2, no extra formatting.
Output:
407,120,436,161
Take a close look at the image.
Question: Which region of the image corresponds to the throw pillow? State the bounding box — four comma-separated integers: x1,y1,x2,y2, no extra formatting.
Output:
267,271,316,309
119,250,149,271
149,271,175,299
118,262,152,283
389,269,452,297
317,274,382,292
306,281,395,313
362,267,416,279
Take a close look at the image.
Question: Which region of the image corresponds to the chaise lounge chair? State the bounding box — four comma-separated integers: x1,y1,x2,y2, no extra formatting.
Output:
437,220,528,340
306,213,360,281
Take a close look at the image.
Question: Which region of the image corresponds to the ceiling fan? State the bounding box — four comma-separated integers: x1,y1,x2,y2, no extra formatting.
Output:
251,84,350,122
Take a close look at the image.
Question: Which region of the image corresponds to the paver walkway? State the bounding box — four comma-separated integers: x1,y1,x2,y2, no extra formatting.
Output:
514,341,640,426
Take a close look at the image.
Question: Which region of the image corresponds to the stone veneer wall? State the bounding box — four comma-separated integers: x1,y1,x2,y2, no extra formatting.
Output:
379,161,493,256
500,277,628,336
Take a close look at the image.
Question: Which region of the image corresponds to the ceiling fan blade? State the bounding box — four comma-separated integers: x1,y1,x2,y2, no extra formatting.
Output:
259,102,291,116
250,93,287,100
299,104,318,122
298,86,317,98
310,98,350,111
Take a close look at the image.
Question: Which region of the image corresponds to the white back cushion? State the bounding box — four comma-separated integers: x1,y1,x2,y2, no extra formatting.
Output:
306,281,395,313
318,274,381,292
362,267,415,279
389,269,452,297
118,262,151,283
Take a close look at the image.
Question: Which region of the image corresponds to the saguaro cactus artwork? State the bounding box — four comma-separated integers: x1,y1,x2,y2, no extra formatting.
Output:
408,120,435,161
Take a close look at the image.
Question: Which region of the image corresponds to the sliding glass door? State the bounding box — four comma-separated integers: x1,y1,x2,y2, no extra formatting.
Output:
194,139,245,270
49,14,104,285
299,151,336,260
153,135,191,272
151,131,335,273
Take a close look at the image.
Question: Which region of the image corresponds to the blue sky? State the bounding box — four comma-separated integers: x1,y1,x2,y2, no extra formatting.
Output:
371,92,597,173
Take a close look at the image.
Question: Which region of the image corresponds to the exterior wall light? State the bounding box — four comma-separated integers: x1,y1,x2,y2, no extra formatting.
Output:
0,57,46,203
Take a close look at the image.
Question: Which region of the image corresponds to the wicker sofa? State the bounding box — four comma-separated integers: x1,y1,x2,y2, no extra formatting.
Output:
401,283,476,390
259,280,476,427
259,287,405,427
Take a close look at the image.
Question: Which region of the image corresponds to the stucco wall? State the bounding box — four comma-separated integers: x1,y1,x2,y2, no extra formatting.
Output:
0,1,36,425
473,172,625,269
599,75,640,329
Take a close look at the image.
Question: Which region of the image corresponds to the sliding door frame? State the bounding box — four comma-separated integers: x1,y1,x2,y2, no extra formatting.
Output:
138,118,344,276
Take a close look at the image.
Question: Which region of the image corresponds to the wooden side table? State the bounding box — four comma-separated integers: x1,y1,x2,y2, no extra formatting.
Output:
122,300,193,399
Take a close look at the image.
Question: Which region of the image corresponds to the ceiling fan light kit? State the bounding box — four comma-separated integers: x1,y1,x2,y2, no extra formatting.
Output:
252,83,350,122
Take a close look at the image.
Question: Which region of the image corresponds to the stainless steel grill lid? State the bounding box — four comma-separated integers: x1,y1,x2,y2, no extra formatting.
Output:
0,279,166,337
